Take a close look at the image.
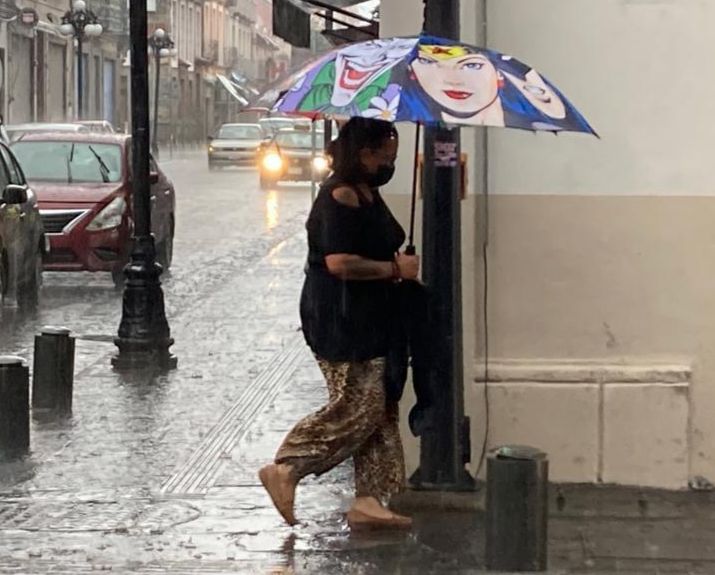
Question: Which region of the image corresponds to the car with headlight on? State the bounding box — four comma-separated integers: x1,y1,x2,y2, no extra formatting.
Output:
258,128,329,190
208,123,263,170
11,132,176,286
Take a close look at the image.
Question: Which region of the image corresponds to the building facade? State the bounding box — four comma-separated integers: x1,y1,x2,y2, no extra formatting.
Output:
0,0,288,141
146,0,289,146
0,0,124,126
380,0,711,490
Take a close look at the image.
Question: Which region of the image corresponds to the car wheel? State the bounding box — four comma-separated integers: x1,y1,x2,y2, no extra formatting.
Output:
157,216,174,272
208,162,219,172
18,248,42,308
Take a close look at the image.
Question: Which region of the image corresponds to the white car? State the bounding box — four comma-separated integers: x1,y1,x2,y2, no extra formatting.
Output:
208,123,264,170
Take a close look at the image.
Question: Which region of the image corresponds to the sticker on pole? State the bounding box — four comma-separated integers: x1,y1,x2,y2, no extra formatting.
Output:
434,141,458,167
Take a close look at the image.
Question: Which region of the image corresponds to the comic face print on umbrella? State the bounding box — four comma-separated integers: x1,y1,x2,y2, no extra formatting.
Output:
398,39,595,133
271,35,597,136
277,38,416,119
332,38,416,108
407,45,505,126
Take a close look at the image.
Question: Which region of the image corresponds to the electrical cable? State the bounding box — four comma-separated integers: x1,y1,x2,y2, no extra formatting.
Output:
474,127,491,479
475,224,490,478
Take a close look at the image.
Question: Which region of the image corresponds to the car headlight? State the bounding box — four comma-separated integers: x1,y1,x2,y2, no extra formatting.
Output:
86,196,126,231
312,156,329,172
208,145,214,153
263,153,283,172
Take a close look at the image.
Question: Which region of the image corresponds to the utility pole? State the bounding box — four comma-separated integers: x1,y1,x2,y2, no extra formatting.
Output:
411,0,475,491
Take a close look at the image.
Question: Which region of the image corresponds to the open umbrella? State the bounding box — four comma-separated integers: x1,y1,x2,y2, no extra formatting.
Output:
263,35,597,250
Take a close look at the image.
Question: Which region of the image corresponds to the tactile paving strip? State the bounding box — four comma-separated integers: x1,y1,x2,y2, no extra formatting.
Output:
159,334,307,496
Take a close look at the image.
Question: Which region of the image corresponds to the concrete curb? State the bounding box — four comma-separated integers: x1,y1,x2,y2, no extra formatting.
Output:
393,487,485,512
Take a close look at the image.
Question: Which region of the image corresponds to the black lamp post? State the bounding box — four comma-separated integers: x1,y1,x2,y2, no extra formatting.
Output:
410,0,475,491
59,0,103,120
112,0,176,371
148,27,175,158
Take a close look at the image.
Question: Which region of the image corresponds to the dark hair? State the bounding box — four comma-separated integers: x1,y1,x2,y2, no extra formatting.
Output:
327,117,398,183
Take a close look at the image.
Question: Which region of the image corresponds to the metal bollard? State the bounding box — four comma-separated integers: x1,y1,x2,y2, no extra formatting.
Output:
0,356,30,458
32,326,75,413
486,445,549,572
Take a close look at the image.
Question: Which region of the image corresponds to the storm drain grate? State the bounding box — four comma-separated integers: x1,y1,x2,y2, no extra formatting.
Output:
160,333,307,496
0,500,141,531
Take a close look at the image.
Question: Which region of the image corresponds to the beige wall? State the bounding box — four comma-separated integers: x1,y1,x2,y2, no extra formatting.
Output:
486,0,715,197
382,0,713,488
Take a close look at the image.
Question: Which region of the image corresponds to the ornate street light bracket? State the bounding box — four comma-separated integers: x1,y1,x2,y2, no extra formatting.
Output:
148,27,176,157
58,0,103,120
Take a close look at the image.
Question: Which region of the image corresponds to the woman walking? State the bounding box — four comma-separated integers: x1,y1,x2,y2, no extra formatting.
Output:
259,118,419,529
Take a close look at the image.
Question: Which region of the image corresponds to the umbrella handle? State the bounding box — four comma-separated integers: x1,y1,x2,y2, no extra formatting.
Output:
407,123,421,256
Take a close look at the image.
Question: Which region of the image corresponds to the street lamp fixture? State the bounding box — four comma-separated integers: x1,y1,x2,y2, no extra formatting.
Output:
148,27,175,157
59,0,103,120
112,0,176,371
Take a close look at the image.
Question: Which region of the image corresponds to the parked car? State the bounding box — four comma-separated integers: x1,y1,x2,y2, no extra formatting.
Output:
6,122,89,143
207,123,264,170
11,132,175,286
257,127,329,189
75,120,115,134
0,141,46,306
0,115,9,145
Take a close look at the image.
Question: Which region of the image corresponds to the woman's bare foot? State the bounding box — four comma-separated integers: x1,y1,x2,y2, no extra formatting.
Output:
259,463,297,526
346,496,412,530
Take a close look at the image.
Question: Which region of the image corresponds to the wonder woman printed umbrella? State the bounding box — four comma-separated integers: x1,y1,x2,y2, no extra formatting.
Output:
260,35,597,246
269,35,596,134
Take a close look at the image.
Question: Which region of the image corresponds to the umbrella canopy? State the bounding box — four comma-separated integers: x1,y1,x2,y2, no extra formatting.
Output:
269,35,596,135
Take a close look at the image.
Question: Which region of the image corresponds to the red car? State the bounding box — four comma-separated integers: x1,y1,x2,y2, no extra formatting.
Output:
11,132,175,285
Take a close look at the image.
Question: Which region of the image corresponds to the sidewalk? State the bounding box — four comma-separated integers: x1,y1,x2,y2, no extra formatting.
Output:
1,225,715,573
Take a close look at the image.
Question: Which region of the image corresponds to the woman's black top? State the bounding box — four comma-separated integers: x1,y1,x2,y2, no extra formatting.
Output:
300,176,406,362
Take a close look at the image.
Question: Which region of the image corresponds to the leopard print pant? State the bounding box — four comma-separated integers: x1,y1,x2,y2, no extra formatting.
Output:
274,356,405,502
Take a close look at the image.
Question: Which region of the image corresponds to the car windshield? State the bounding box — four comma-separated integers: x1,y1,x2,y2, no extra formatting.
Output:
218,125,262,140
12,141,122,183
274,132,318,149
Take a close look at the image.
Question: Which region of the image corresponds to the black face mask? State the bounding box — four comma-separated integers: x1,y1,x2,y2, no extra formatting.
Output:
365,164,396,188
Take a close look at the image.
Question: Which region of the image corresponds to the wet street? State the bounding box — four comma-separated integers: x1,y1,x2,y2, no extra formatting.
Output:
0,154,327,572
1,153,715,574
0,152,312,359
